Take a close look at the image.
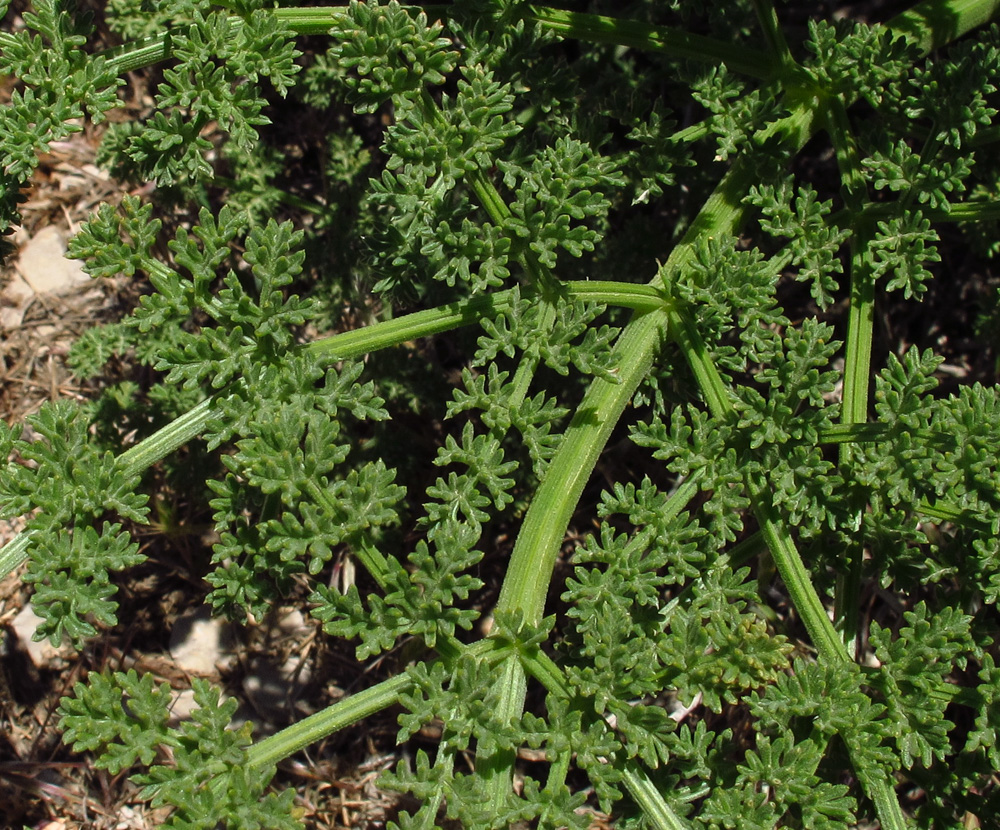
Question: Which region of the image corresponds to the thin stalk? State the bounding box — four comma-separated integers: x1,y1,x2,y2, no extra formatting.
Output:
248,673,412,771
824,97,873,657
866,199,1000,222
670,286,908,830
917,498,995,532
307,480,389,585
518,645,572,699
622,763,691,830
246,638,506,773
835,223,874,654
523,5,774,80
817,423,887,444
506,303,556,407
544,746,573,799
306,284,664,362
99,8,351,74
668,307,846,660
673,310,909,829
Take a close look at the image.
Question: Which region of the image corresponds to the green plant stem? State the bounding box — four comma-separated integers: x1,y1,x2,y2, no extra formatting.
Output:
100,8,349,74
887,0,1000,51
485,306,673,811
824,96,873,656
668,303,846,661
485,91,824,826
522,5,774,80
480,653,530,814
866,199,1000,222
518,644,572,699
246,638,507,772
825,103,875,434
622,763,691,830
307,481,389,585
917,498,996,531
494,307,671,624
544,746,573,801
750,0,797,73
507,302,558,410
247,673,412,771
818,423,886,443
673,305,908,830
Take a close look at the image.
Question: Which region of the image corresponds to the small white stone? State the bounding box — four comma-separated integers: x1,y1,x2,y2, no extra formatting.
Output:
168,605,238,676
11,603,74,669
14,225,91,297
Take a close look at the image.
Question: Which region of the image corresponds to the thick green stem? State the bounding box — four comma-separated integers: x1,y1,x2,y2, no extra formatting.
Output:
481,655,530,813
824,97,873,656
494,308,671,623
487,97,818,826
622,764,693,830
750,0,797,73
24,6,1000,828
887,0,1000,50
523,5,774,80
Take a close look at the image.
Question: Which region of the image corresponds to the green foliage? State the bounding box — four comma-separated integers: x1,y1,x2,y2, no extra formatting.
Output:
0,401,149,646
802,19,917,105
868,210,941,299
500,136,625,269
333,0,458,114
868,602,977,769
2,1,1000,828
60,671,297,829
206,354,403,622
310,521,483,657
0,0,120,256
99,3,300,188
104,0,206,42
691,65,784,163
745,180,850,308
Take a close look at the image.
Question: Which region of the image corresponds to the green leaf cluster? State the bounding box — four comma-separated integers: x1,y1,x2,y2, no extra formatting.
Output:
60,670,297,829
0,0,119,255
0,401,148,645
99,2,300,187
332,0,458,114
